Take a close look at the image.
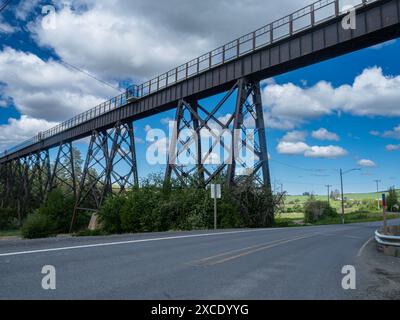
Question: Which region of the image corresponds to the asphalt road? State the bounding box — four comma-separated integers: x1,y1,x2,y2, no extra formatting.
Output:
0,220,399,300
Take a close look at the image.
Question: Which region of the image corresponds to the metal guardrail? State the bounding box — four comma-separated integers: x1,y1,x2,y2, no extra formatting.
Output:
375,229,400,247
0,0,378,158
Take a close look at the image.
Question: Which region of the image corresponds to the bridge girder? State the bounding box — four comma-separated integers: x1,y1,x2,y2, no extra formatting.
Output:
70,121,139,231
165,78,272,191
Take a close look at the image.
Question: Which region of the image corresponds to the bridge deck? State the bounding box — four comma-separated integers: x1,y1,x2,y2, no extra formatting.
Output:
1,0,399,164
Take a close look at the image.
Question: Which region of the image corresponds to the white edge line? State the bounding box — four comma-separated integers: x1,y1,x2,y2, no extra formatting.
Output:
0,228,286,257
357,236,374,257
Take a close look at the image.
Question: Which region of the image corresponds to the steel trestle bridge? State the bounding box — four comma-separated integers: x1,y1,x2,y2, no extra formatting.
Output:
0,0,399,228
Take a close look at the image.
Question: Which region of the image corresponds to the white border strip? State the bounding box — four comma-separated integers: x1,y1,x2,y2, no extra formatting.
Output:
0,228,284,257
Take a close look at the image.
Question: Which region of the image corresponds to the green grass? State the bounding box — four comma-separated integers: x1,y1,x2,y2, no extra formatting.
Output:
275,212,399,228
0,229,21,237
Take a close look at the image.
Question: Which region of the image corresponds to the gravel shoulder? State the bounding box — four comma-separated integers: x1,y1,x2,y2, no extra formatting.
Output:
355,240,400,300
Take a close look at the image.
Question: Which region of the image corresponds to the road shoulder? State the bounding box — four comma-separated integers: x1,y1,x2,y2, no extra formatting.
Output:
355,240,400,300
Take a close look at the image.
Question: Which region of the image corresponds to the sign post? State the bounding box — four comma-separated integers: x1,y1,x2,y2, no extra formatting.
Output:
210,184,221,230
382,193,388,234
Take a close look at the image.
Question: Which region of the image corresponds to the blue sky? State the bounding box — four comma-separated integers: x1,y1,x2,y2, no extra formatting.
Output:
0,0,399,195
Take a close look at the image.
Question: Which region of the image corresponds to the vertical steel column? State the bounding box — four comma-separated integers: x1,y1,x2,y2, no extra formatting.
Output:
191,102,205,187
49,142,77,199
71,122,139,231
253,83,272,192
165,78,272,189
227,78,247,186
70,130,109,232
107,122,139,192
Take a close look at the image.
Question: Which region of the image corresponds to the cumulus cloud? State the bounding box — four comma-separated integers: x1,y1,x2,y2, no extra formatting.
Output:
28,0,307,81
280,130,307,142
357,159,376,167
312,128,339,141
276,141,347,158
0,47,117,122
276,141,310,155
382,125,400,140
0,116,57,151
304,146,348,159
386,144,400,151
370,125,400,140
262,67,400,130
277,128,346,158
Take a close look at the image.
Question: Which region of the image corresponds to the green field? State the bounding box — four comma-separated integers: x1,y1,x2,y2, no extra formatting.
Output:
278,190,400,225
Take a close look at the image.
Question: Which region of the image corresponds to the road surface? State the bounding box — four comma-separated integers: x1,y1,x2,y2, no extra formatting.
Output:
1,220,399,300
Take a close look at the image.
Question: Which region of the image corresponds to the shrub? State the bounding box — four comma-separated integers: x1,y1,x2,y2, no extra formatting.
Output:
121,187,162,233
97,194,127,234
304,196,337,223
21,212,56,239
37,189,75,233
0,208,19,230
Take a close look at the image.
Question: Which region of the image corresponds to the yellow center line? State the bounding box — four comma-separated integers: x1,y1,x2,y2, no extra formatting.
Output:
208,235,313,266
189,237,296,266
189,234,314,267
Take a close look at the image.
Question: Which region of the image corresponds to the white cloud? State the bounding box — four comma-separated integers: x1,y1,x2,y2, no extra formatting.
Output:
280,130,307,142
312,128,339,141
262,81,334,129
263,67,400,130
276,141,310,155
370,125,400,140
0,47,117,122
304,146,348,159
0,116,57,151
357,159,376,167
28,0,308,81
161,117,174,126
0,21,15,34
276,141,348,159
382,125,400,140
386,144,400,151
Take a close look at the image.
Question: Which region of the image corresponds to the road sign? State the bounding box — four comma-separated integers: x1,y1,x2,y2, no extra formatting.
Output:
210,184,221,199
382,193,386,208
382,193,388,233
210,184,221,230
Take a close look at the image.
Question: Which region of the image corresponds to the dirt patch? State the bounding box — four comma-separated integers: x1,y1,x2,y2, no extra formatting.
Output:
355,241,400,300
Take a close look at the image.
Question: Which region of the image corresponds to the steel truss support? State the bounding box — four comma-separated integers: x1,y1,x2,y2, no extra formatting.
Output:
49,142,77,198
165,78,272,190
70,121,138,231
0,163,8,209
28,150,51,205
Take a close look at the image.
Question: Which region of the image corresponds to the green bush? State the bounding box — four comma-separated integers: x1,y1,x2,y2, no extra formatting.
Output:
387,187,399,212
97,194,127,234
21,213,57,239
0,208,19,230
37,189,75,233
304,196,337,223
96,175,278,235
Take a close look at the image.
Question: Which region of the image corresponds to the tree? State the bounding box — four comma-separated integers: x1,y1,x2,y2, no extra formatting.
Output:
387,187,398,212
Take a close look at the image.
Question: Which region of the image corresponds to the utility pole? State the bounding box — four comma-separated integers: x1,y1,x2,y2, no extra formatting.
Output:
340,169,345,225
326,185,333,205
340,168,361,225
374,180,381,210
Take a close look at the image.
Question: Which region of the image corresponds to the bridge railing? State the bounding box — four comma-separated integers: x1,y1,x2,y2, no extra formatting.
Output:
0,0,377,159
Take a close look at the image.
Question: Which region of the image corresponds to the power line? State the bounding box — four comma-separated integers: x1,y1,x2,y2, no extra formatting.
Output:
269,158,329,173
0,0,13,13
60,60,123,93
0,23,123,93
